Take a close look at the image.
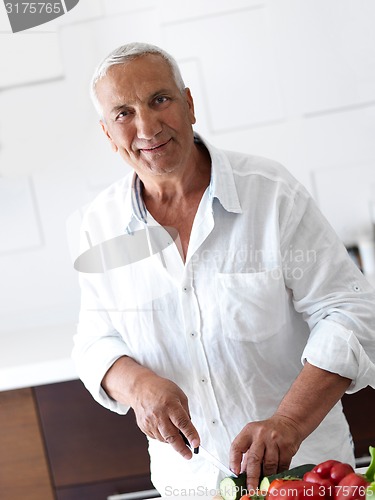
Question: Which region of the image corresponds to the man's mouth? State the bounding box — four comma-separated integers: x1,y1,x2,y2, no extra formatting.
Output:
139,138,171,154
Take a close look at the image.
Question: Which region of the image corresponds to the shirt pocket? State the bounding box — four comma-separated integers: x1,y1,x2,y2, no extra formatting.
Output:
215,268,287,342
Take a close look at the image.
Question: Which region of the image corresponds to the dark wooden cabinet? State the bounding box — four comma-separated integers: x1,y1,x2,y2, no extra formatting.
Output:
34,379,153,500
0,380,154,500
342,386,375,462
0,388,55,500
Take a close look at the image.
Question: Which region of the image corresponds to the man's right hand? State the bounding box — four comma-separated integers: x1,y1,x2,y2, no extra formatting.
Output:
132,372,200,458
102,356,200,459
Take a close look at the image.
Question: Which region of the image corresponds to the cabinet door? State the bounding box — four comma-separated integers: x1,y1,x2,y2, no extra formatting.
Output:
34,379,152,492
0,388,55,500
342,386,375,460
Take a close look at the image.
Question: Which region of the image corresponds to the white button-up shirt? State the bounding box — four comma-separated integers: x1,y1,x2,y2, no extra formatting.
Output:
73,134,375,495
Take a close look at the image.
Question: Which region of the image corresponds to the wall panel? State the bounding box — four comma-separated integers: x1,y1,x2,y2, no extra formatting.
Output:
162,6,284,131
0,33,63,89
161,0,264,23
0,177,42,253
268,0,375,115
312,162,375,245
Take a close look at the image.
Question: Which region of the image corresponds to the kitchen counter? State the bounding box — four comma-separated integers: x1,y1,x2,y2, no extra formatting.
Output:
0,357,77,392
0,322,78,391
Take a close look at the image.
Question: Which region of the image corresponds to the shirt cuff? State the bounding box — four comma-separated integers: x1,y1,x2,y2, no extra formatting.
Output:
72,335,131,414
302,318,375,393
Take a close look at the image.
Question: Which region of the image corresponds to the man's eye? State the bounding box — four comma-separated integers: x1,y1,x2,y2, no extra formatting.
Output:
115,110,131,121
155,96,169,104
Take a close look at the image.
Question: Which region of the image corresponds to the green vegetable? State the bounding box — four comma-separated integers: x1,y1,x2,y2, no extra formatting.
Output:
366,446,375,483
366,482,375,500
220,473,247,500
259,464,316,491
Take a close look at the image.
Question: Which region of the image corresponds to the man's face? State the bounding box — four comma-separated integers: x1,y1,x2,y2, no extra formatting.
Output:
96,54,196,177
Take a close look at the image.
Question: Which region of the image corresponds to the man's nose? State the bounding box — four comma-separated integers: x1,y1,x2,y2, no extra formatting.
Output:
136,108,162,140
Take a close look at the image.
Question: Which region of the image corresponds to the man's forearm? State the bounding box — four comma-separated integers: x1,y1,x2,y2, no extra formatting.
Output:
101,355,156,407
275,361,352,440
101,355,201,456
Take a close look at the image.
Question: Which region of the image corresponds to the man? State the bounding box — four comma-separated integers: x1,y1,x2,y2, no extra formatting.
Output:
73,42,375,495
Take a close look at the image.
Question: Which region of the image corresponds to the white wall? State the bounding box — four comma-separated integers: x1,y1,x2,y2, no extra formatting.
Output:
1,0,375,384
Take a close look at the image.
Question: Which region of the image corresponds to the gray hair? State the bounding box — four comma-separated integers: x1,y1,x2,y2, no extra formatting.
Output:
90,42,186,117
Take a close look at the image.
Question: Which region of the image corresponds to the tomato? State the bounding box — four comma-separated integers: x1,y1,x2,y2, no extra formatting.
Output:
267,480,321,500
268,479,293,496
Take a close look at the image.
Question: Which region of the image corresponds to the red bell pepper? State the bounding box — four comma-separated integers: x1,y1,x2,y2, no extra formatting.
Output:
310,460,354,486
303,471,335,498
313,461,341,479
331,464,356,485
335,473,370,500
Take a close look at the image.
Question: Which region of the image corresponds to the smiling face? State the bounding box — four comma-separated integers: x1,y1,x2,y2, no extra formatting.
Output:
95,54,197,178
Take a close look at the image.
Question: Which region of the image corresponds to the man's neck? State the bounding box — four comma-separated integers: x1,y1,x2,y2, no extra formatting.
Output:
139,142,211,204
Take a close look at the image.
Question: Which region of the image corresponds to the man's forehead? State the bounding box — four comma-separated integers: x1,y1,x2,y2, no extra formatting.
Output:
96,54,178,107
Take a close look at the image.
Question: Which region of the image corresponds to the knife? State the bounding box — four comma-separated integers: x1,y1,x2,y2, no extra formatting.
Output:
180,431,238,478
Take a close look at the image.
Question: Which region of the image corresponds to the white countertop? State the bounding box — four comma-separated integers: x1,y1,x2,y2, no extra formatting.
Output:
0,322,78,391
0,357,78,392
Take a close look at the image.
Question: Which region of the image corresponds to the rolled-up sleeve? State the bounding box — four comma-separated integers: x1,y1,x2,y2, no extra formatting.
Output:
281,185,375,392
302,319,375,392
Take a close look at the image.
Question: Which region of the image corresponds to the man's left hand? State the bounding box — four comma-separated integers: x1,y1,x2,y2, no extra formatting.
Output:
229,414,302,492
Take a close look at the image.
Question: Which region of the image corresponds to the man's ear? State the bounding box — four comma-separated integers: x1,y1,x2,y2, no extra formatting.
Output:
184,88,196,125
100,120,118,153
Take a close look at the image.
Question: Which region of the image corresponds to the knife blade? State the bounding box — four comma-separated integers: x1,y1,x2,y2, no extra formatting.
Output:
179,431,238,478
197,445,238,477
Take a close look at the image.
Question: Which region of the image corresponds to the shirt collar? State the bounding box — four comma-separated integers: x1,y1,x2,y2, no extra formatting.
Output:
196,132,242,214
124,132,242,233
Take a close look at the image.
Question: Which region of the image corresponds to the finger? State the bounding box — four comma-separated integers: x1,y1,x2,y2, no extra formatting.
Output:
173,416,200,450
161,424,193,459
168,400,200,449
230,428,253,476
262,441,280,477
244,443,265,491
278,446,292,473
136,417,165,442
136,422,157,440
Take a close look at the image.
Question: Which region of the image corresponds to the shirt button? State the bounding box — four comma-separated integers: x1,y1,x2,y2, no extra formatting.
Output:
200,377,207,383
190,331,197,338
353,284,361,292
211,419,217,425
182,285,190,292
